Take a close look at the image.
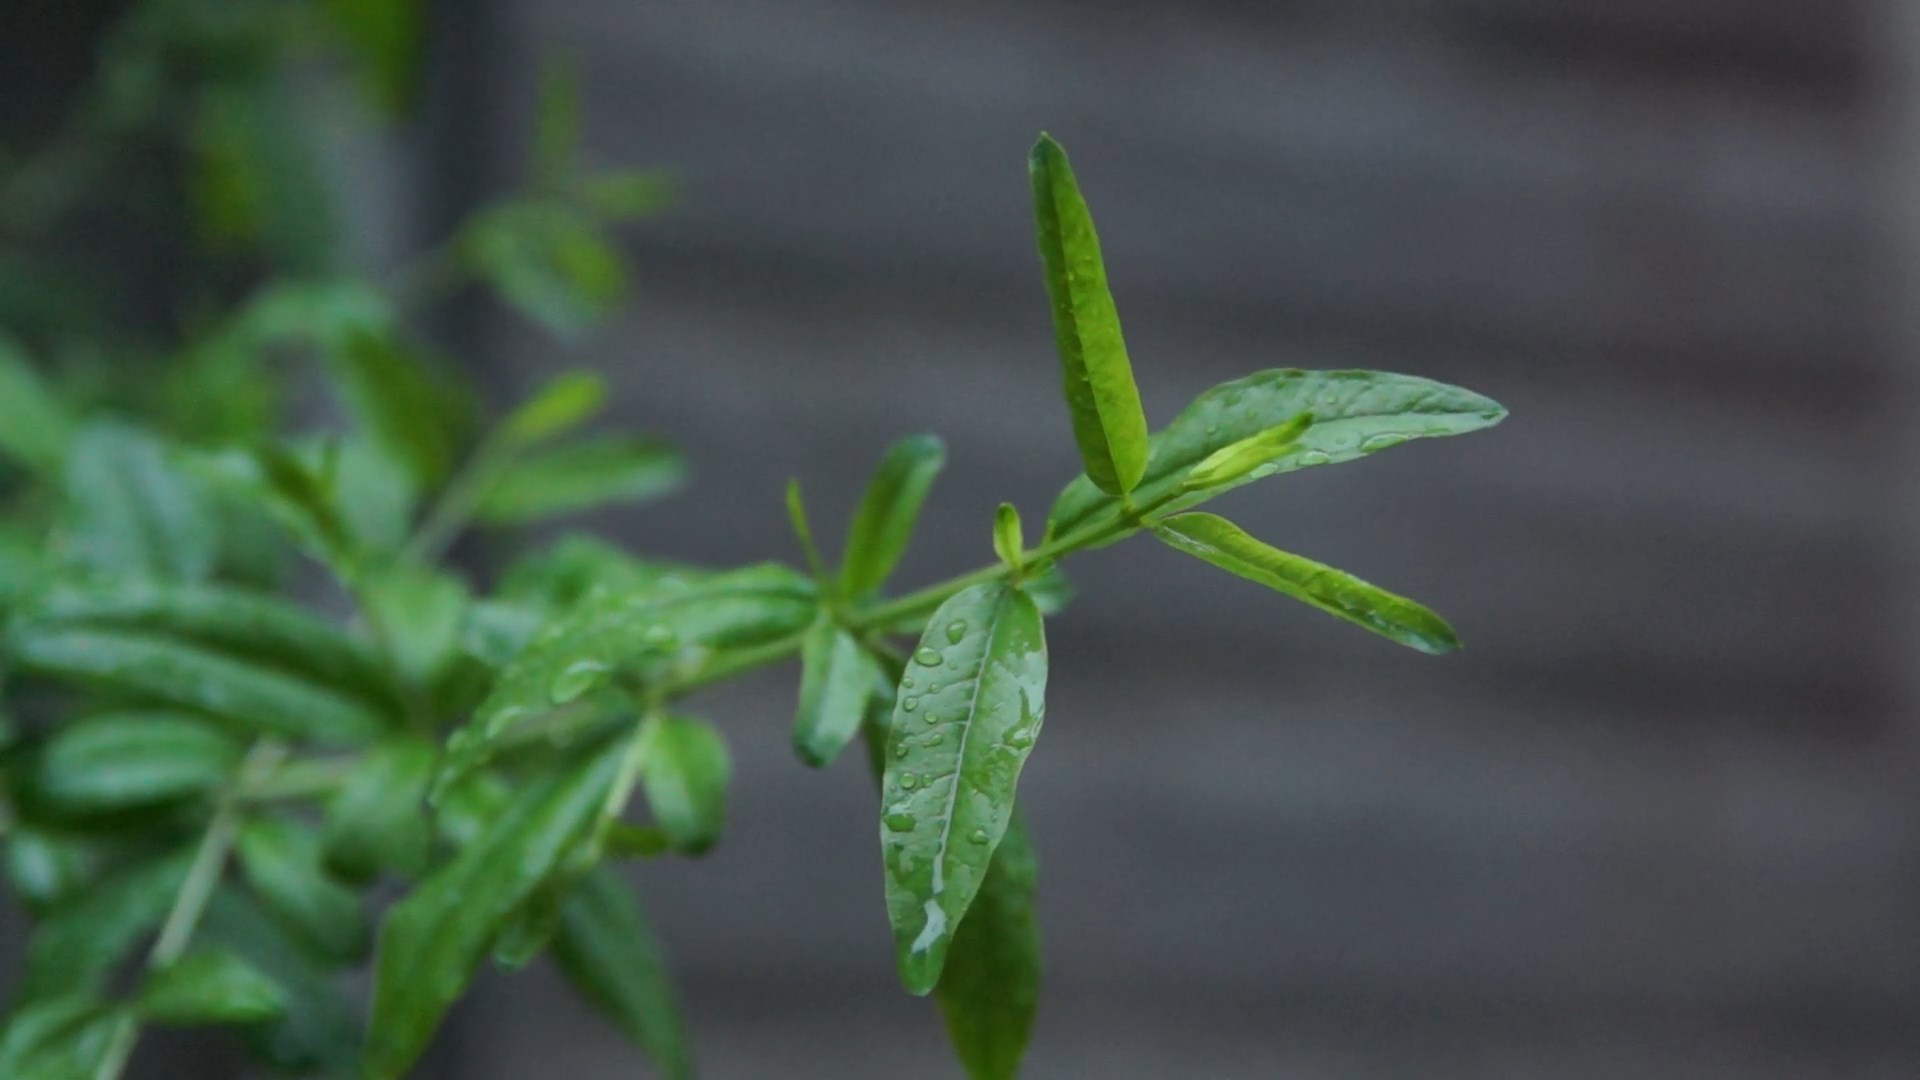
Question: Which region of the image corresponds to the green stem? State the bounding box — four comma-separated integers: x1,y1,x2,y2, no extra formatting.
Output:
95,741,288,1080
405,431,520,565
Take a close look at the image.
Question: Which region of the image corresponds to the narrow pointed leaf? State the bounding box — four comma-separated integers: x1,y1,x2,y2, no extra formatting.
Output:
1049,369,1506,541
551,867,692,1079
200,885,363,1072
838,435,945,599
36,712,239,812
936,819,1041,1080
1154,512,1459,654
365,741,624,1079
474,436,683,523
500,371,605,445
326,331,473,490
638,716,730,854
235,818,370,963
17,853,191,1003
0,996,124,1079
992,503,1023,571
60,422,217,581
322,739,436,882
793,616,881,768
785,480,828,582
1179,411,1312,491
1029,134,1149,497
881,582,1047,994
135,948,287,1026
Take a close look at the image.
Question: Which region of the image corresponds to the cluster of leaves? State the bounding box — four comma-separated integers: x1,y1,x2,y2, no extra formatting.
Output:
2,7,1505,1077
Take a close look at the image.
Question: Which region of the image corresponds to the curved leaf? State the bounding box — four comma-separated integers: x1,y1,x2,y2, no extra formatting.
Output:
1153,512,1459,654
37,712,239,813
1048,369,1506,541
136,948,287,1026
936,818,1040,1080
235,818,370,963
792,616,881,768
839,434,945,599
322,739,436,882
60,422,216,582
881,582,1047,994
638,716,730,855
1029,134,1149,497
551,868,692,1079
475,436,683,524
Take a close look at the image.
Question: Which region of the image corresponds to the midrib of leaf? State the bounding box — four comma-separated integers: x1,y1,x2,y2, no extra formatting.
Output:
927,588,1008,912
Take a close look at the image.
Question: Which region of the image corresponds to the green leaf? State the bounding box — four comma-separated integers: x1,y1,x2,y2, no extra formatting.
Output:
232,443,355,568
792,616,880,768
838,435,945,600
551,867,692,1078
359,563,471,688
326,331,474,490
60,421,217,581
579,169,677,221
36,712,239,813
1028,134,1149,498
0,331,73,474
936,818,1040,1080
501,371,606,445
235,817,370,962
1153,512,1460,654
322,0,425,114
444,563,814,788
474,436,684,523
199,885,363,1071
464,202,627,336
331,436,417,556
498,535,708,611
638,716,730,855
5,830,101,911
0,996,124,1079
21,579,398,713
6,625,388,746
881,582,1047,994
1179,410,1312,492
992,503,1023,571
136,948,287,1026
17,853,191,1003
364,741,625,1079
1048,369,1507,542
785,479,828,582
322,739,436,882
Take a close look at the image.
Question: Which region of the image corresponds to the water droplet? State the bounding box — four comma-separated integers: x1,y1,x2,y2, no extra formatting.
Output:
548,659,610,704
884,808,915,832
944,620,967,644
927,682,942,693
1360,432,1407,453
1204,423,1219,436
968,828,990,844
1298,450,1331,466
914,646,942,666
926,733,943,746
924,713,939,725
1005,726,1036,750
902,698,918,713
901,677,916,690
899,773,919,790
894,742,910,759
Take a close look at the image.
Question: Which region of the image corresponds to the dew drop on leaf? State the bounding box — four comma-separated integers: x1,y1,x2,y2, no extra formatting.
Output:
944,620,967,645
548,659,611,704
899,773,919,790
913,646,942,666
884,807,915,832
968,828,990,844
902,698,918,712
894,742,910,759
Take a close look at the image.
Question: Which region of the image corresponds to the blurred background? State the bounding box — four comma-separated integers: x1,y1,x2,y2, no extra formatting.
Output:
7,0,1920,1076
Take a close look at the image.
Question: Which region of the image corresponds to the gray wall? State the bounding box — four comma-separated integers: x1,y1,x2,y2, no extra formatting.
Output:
423,1,1920,1077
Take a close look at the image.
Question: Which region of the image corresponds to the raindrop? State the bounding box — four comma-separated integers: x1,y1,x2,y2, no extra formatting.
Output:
548,659,610,704
884,808,915,832
968,828,990,844
894,742,910,759
902,698,918,713
944,620,968,645
901,677,916,690
1298,450,1332,466
899,773,919,790
926,733,943,746
1360,433,1407,453
640,625,677,651
914,646,942,666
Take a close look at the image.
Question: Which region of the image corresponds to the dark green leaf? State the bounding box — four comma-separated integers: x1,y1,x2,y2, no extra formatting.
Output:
199,885,362,1072
364,741,625,1079
136,948,287,1026
1048,369,1507,542
638,716,730,855
60,421,216,581
500,371,606,445
17,854,191,1003
793,616,880,768
322,0,425,114
838,435,945,599
326,331,473,490
37,712,239,813
1153,512,1460,654
0,996,124,1079
5,829,100,911
551,867,691,1078
0,332,73,474
475,436,684,523
7,625,388,746
322,739,435,882
235,818,370,962
881,582,1047,994
936,818,1040,1080
1028,134,1149,498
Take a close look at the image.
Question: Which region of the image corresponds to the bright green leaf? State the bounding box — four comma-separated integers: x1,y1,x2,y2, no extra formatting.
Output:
638,716,729,855
474,436,684,524
60,421,217,581
136,948,287,1026
322,739,436,882
1028,134,1149,498
792,616,881,768
838,435,945,599
1048,369,1507,542
235,817,370,962
1153,512,1460,654
501,371,606,445
936,818,1040,1080
881,581,1047,995
359,563,470,688
1179,410,1312,492
992,503,1023,571
36,712,239,813
551,867,692,1079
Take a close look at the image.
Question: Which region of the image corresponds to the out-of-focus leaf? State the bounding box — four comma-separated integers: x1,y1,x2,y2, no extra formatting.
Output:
1028,134,1149,498
227,279,393,351
463,202,626,336
235,817,370,962
0,332,73,474
6,625,388,746
0,996,125,1079
839,435,945,600
551,867,691,1078
1153,512,1460,654
5,830,101,912
637,716,729,855
474,436,684,524
532,54,581,188
364,741,625,1079
17,853,191,1003
936,818,1040,1080
497,535,706,611
792,615,880,768
1047,369,1508,541
322,0,425,114
135,948,287,1026
881,582,1047,995
199,885,362,1072
359,564,470,688
326,331,473,491
322,739,435,882
60,421,217,581
500,371,606,446
330,436,416,556
189,82,335,271
579,170,677,221
36,712,239,813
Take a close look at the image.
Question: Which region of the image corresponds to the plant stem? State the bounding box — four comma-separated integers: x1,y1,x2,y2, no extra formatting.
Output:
94,741,288,1080
406,431,519,565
